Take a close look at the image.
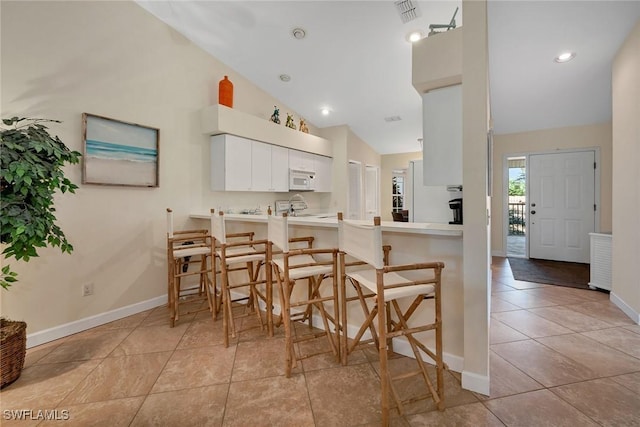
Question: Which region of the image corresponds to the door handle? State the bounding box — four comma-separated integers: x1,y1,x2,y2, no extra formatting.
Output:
531,210,536,215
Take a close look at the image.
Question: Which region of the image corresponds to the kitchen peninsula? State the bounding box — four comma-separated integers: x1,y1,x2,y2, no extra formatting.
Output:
190,212,465,372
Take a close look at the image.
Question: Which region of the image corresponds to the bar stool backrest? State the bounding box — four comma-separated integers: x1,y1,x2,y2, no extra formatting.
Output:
211,210,226,244
338,216,384,270
268,213,289,253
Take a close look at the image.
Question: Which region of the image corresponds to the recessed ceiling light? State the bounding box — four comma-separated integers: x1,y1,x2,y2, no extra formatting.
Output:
406,30,424,43
292,28,306,39
321,108,330,116
554,52,576,63
279,74,291,82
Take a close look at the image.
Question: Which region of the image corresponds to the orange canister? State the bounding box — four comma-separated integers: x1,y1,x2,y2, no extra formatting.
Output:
218,75,233,108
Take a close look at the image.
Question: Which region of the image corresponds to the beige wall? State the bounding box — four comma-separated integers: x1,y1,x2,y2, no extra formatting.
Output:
491,123,613,256
380,152,421,221
611,20,640,319
0,1,324,335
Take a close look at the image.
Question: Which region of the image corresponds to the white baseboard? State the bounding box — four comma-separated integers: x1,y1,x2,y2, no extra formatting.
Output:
610,292,640,324
462,370,490,395
26,295,167,348
491,250,506,258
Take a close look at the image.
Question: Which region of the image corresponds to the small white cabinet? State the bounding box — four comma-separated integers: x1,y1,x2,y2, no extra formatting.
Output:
422,84,462,186
589,232,612,291
313,155,333,192
211,134,288,192
289,149,315,172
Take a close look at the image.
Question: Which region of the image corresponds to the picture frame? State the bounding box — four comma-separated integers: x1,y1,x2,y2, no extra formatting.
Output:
82,113,159,187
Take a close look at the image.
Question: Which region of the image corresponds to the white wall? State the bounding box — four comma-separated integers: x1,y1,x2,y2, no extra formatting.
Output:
611,20,640,322
0,1,325,335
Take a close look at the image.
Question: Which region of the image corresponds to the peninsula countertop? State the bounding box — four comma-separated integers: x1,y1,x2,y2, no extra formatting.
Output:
189,212,463,237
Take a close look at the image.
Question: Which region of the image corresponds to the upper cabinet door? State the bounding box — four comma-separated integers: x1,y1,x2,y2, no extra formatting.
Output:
211,134,252,191
313,155,333,192
271,145,289,192
289,149,315,172
251,140,272,192
422,84,462,186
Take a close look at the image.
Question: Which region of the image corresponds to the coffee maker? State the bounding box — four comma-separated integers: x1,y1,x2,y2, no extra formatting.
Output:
449,198,463,224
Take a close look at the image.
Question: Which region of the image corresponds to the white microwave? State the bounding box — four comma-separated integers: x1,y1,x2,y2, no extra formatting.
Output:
289,169,316,191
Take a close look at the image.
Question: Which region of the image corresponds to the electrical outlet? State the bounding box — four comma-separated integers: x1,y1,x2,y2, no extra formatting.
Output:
82,283,94,296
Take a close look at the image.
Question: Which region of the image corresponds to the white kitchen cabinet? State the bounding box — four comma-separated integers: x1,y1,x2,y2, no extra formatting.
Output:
289,149,315,172
422,84,462,186
211,134,252,191
313,154,333,192
211,134,288,192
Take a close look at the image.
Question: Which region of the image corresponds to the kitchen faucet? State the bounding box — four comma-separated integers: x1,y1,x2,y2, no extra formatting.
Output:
287,193,308,217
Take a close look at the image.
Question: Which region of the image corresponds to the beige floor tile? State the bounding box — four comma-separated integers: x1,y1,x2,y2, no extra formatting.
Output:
37,329,131,363
492,283,516,294
551,378,640,427
298,332,342,373
523,287,597,306
224,374,315,426
92,310,152,331
23,339,67,368
491,310,572,338
622,324,640,334
581,327,640,359
139,304,197,327
39,397,144,426
565,301,635,326
110,322,189,356
610,371,640,394
177,317,229,349
152,345,235,393
62,352,171,405
476,351,543,400
490,296,522,313
131,385,228,427
528,306,616,332
406,402,504,426
494,291,558,309
536,333,640,377
231,337,293,381
490,319,528,344
508,280,549,290
305,363,382,426
491,340,599,387
0,360,101,412
483,389,599,427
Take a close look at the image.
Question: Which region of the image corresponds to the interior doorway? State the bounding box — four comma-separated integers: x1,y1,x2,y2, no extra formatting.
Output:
507,157,527,258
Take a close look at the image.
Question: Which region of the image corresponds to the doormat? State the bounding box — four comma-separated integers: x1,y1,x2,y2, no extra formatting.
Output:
507,257,591,290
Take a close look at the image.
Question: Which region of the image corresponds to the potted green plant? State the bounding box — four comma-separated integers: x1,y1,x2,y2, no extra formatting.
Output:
0,117,81,388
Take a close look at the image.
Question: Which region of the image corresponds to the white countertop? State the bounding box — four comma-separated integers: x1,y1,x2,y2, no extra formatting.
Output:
190,212,463,237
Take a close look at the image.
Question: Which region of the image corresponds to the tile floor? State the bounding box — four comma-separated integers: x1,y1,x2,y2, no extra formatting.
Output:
1,257,638,426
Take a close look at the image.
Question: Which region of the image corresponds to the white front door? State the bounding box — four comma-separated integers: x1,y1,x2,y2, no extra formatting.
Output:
529,151,595,263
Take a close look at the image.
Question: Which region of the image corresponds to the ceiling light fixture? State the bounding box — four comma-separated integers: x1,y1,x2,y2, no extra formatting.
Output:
321,108,330,116
292,28,306,39
279,74,291,82
384,115,402,122
406,30,424,43
554,52,576,63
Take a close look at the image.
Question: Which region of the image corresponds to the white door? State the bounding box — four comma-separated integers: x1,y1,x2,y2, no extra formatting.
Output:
347,161,362,220
529,151,595,263
364,165,379,220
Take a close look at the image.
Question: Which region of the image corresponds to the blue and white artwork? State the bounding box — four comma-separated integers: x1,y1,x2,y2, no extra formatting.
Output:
83,114,159,187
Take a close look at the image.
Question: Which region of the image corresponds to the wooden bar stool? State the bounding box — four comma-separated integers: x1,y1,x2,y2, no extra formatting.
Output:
337,213,446,425
211,209,270,347
267,213,339,377
166,208,215,327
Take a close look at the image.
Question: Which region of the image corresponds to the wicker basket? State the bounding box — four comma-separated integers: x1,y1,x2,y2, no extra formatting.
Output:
1,318,27,389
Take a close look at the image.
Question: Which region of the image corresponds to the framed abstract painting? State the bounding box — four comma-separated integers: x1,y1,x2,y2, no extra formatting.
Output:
82,113,159,187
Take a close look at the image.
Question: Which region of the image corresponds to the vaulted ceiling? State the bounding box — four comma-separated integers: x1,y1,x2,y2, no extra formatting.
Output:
137,1,640,154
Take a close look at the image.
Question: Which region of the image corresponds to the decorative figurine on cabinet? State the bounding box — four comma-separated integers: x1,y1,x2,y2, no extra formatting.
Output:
299,118,309,133
270,106,281,124
285,113,296,129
